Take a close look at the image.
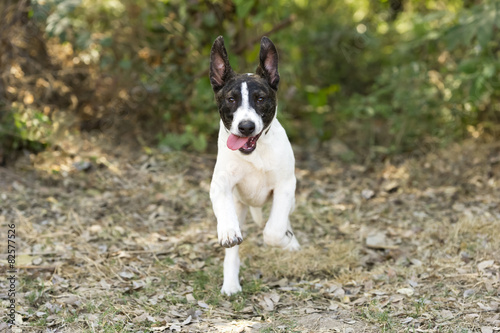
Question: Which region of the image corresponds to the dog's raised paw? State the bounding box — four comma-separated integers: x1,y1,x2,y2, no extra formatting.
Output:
283,237,301,251
218,228,243,248
263,227,300,250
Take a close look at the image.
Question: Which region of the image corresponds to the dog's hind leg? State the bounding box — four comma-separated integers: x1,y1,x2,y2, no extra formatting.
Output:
221,200,247,295
249,206,263,227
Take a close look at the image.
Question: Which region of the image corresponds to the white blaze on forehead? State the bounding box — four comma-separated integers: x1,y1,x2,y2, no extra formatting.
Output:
240,81,249,109
230,81,263,136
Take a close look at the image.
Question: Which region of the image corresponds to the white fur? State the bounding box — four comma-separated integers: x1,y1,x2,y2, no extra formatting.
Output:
229,82,263,136
210,106,300,296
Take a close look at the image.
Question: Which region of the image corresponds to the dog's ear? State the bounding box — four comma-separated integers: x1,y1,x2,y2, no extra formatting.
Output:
210,36,234,92
256,36,280,90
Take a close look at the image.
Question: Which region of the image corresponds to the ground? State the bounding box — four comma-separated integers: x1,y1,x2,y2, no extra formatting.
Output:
0,137,499,332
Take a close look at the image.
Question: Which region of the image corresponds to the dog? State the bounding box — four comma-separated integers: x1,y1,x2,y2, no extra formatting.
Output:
209,36,300,295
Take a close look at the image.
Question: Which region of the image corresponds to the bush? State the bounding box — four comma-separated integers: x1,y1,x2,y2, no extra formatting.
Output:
1,0,498,159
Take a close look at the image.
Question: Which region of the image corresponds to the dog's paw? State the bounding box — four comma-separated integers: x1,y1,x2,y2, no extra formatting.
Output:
263,228,300,250
283,236,301,251
218,227,243,248
221,282,242,296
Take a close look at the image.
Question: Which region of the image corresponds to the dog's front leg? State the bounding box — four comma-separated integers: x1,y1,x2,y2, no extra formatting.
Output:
263,178,300,251
210,173,243,248
221,246,241,295
221,200,247,295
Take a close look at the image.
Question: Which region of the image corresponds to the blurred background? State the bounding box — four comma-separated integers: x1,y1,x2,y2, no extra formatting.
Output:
1,0,499,164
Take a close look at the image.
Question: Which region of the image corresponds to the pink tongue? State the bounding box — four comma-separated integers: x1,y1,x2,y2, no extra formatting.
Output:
227,134,248,150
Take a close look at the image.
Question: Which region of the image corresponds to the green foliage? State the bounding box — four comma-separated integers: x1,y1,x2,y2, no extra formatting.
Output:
0,104,51,154
296,0,500,154
358,0,500,152
3,0,498,156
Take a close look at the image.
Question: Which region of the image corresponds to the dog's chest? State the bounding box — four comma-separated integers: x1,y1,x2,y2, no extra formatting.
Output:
233,164,276,207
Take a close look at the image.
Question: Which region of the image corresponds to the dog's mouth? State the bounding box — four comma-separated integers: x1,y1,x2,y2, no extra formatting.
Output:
227,132,262,154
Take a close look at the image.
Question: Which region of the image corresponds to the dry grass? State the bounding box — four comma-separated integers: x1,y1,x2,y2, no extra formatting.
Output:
0,138,499,332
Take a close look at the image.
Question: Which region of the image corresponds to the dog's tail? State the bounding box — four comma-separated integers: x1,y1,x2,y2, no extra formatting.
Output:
249,207,263,227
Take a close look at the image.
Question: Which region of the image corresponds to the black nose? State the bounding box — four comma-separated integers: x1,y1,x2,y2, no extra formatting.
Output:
238,121,255,136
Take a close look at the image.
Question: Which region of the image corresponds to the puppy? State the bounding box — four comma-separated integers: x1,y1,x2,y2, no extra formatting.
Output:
209,36,300,295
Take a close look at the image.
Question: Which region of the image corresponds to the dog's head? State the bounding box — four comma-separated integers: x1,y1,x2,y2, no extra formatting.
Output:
209,36,280,154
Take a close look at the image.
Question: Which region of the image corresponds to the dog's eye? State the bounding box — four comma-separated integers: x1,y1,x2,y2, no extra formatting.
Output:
227,97,236,104
256,96,265,103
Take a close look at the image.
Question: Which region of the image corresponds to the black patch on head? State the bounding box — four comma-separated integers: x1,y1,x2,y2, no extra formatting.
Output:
245,77,277,131
213,75,277,133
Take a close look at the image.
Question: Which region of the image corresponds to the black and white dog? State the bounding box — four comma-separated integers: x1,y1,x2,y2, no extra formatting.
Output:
209,36,300,295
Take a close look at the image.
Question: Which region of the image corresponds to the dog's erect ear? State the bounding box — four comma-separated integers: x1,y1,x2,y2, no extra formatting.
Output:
256,36,280,90
210,36,234,92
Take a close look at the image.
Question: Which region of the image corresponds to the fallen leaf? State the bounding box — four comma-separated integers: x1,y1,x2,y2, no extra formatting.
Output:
303,307,318,314
119,271,134,279
181,315,192,326
463,289,475,298
412,211,428,219
361,189,375,199
239,305,253,313
99,279,111,290
333,287,345,300
397,288,414,297
481,327,493,333
328,303,339,310
170,324,182,332
57,295,80,306
440,309,453,319
352,297,368,305
133,312,149,323
132,280,146,290
478,260,494,271
170,310,184,318
198,301,209,308
465,313,479,321
366,232,398,250
410,258,422,267
383,181,399,193
478,302,495,311
185,293,196,303
259,292,280,312
32,257,43,265
390,295,405,303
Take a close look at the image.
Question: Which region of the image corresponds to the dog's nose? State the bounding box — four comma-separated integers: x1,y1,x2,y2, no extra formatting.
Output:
238,121,255,136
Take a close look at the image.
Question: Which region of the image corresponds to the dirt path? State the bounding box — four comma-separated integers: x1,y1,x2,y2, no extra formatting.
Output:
1,140,499,332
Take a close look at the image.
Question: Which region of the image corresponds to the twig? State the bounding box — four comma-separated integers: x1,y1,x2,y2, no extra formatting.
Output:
233,14,296,55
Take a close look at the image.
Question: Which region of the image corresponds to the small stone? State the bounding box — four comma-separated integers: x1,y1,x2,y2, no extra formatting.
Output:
361,189,375,199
